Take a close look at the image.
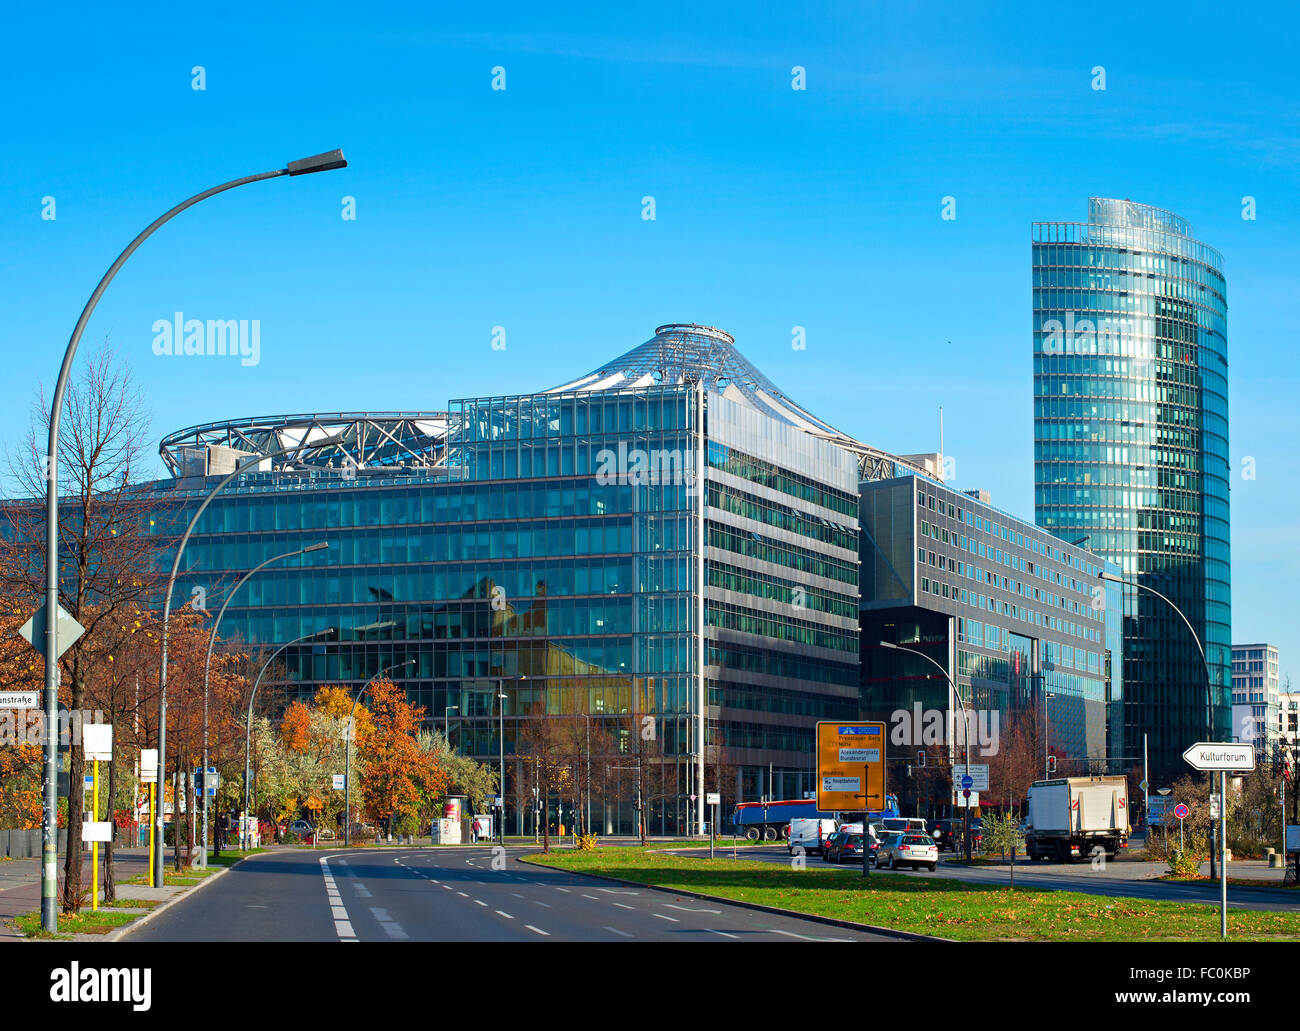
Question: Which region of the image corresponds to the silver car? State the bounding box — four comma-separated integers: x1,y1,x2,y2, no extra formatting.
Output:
876,832,939,871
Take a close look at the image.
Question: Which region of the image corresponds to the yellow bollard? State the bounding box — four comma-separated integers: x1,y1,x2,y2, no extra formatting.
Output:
148,783,156,888
91,759,99,911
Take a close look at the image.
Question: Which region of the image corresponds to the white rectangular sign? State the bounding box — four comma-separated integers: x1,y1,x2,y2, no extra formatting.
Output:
0,691,39,709
1183,742,1255,772
81,821,113,843
839,748,881,763
705,792,720,806
953,789,980,808
139,748,158,784
332,774,345,790
952,764,990,791
822,776,861,793
83,724,113,761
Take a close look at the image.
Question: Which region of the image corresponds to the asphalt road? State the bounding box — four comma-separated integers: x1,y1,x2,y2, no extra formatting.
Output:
698,846,1300,912
127,847,908,942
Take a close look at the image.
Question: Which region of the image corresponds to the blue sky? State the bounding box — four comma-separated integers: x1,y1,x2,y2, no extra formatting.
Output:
2,2,1297,683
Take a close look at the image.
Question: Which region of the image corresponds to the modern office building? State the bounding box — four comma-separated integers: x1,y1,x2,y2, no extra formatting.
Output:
148,324,935,834
1232,643,1280,758
1033,198,1231,781
860,475,1123,813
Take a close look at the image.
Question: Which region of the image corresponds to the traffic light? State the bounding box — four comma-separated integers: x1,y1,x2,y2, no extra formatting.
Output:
916,750,926,768
1047,754,1057,774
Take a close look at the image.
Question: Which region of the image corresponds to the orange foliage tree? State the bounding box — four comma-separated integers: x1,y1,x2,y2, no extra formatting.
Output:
359,678,447,836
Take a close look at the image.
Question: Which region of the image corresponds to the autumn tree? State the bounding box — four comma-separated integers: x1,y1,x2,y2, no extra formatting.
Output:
0,589,43,829
1,343,166,910
358,678,447,838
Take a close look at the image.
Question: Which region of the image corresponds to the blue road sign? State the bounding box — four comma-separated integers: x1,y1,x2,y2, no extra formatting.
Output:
961,775,974,790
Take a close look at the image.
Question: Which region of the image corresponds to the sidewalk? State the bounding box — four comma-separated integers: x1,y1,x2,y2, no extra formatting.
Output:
0,848,149,941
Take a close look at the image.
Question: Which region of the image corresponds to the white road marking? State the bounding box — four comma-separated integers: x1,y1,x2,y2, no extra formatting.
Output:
354,885,372,898
653,913,679,922
335,920,354,936
534,900,552,908
474,899,487,907
766,928,831,941
582,894,599,900
331,905,349,920
496,910,514,919
512,893,525,899
666,904,721,914
612,902,634,910
604,926,634,938
553,886,570,893
322,856,356,941
525,925,550,936
457,892,469,897
705,929,739,939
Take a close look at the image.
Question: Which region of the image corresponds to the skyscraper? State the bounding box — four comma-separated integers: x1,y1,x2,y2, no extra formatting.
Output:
1032,198,1230,781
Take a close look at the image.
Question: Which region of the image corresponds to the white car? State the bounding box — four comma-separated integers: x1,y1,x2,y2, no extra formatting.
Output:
877,832,939,871
788,818,838,855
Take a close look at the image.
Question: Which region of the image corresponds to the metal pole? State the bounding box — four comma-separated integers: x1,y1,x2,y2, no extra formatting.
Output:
200,541,327,867
40,155,346,929
498,682,506,846
1143,733,1149,835
1220,770,1228,938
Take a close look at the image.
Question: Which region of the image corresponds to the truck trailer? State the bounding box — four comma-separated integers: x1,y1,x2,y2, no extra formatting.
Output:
1024,776,1130,861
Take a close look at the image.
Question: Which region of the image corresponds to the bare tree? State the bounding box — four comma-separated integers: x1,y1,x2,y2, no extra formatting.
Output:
0,342,165,910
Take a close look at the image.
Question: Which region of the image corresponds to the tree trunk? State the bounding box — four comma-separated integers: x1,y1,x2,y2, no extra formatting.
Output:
62,695,86,912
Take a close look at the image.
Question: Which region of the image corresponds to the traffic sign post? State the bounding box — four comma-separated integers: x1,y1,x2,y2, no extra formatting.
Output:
1184,743,1253,940
816,721,886,880
1174,803,1188,850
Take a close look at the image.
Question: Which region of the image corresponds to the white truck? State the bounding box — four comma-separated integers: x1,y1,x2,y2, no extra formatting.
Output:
787,818,838,855
1024,776,1130,862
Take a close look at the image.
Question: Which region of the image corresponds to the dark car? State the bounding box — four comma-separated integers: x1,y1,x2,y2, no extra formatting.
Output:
825,832,876,865
931,817,983,852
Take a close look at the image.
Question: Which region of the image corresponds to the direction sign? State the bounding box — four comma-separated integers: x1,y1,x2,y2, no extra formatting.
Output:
1183,742,1255,772
332,774,345,790
0,691,39,709
18,604,85,659
706,792,720,806
816,721,886,813
951,763,990,791
1173,803,1189,819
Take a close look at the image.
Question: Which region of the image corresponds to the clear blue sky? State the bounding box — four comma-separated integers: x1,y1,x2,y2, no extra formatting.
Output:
2,2,1297,684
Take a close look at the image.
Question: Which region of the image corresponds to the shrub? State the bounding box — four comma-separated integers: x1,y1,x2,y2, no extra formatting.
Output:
1167,848,1203,878
576,833,598,852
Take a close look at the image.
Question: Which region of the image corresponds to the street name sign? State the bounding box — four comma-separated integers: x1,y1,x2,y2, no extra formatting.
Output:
816,721,886,812
706,792,720,806
951,763,989,790
0,691,39,709
18,604,85,659
1183,742,1255,772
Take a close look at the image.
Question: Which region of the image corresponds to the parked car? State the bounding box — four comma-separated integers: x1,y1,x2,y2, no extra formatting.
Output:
831,832,869,864
877,832,939,871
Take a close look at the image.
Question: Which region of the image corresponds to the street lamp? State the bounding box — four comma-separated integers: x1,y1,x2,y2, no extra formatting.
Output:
158,434,344,884
881,640,973,862
39,149,347,931
497,685,508,846
1099,569,1217,737
199,540,329,866
241,627,337,848
444,705,459,745
344,659,415,846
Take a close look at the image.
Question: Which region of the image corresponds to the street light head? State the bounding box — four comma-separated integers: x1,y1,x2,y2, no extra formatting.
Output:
879,641,897,650
302,541,329,553
286,149,348,176
1098,570,1120,582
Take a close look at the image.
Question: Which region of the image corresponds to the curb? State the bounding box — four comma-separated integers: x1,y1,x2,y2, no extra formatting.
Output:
522,854,951,942
112,855,258,942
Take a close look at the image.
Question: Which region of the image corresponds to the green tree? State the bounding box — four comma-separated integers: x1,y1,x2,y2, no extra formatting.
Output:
982,809,1026,888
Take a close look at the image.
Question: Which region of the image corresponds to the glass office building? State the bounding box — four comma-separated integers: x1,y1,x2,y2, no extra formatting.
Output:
860,476,1123,814
1033,199,1231,781
150,325,874,834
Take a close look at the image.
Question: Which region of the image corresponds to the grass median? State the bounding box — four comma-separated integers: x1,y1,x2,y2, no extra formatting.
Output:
523,847,1300,942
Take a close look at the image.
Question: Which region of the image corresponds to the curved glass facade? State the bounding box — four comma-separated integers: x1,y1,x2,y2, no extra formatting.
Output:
1033,198,1230,780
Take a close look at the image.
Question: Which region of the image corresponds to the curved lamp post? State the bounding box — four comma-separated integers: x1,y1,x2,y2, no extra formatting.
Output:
241,627,338,847
881,640,973,863
40,149,347,930
197,540,329,865
1097,569,1216,737
345,659,415,846
156,434,343,884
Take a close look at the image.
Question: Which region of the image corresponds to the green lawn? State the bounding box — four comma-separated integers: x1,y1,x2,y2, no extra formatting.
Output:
13,908,138,940
523,847,1300,942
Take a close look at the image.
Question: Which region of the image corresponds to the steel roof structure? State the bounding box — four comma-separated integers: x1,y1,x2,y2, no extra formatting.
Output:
159,325,931,483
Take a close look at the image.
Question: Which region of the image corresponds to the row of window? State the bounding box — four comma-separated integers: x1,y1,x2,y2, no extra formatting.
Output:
918,575,1100,649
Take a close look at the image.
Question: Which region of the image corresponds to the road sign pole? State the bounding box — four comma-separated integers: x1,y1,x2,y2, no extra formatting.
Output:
1219,770,1227,939
91,759,99,912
